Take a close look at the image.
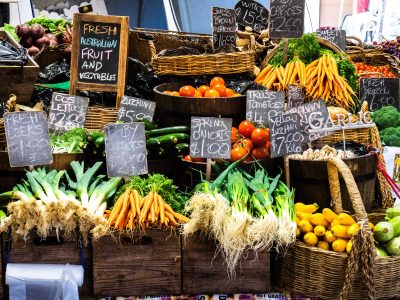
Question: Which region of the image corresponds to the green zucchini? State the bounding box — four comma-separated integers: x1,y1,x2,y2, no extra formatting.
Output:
146,126,190,138
147,133,189,148
175,143,189,154
94,136,105,148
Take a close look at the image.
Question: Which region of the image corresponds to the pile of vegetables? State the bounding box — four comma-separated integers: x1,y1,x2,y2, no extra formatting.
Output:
183,158,296,275
105,175,188,231
373,106,400,147
354,62,397,78
50,128,87,154
0,161,122,242
373,207,400,256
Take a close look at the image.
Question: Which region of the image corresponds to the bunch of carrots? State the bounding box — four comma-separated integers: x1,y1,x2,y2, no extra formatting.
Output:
255,59,307,90
105,188,189,230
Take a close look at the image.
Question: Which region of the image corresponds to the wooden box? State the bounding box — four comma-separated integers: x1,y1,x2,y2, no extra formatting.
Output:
93,229,181,297
0,31,39,104
3,230,93,298
182,233,271,295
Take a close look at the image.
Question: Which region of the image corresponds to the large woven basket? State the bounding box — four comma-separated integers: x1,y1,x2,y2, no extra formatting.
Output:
275,157,400,299
85,105,118,131
129,28,212,64
150,38,256,76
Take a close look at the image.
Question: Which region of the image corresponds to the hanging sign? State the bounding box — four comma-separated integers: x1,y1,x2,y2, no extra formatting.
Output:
212,7,237,49
269,0,305,39
234,0,269,32
316,28,346,51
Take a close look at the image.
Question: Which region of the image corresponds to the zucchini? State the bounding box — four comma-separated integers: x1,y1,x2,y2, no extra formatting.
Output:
146,126,190,138
147,133,190,148
175,143,189,155
94,136,105,148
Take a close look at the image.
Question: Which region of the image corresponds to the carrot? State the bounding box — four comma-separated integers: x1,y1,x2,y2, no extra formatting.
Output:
107,191,125,224
307,59,319,69
266,71,278,90
115,192,130,229
150,198,155,223
165,211,178,226
289,66,297,85
158,194,165,225
129,190,136,218
256,65,273,82
172,212,190,223
276,66,285,87
140,191,154,222
262,67,275,86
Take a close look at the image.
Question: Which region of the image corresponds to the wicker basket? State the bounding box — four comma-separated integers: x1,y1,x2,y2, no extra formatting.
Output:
129,28,212,64
0,118,5,150
275,157,400,299
85,105,118,131
150,38,256,76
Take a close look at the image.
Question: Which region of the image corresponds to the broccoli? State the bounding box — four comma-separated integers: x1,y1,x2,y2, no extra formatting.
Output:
50,128,87,153
380,127,400,147
372,106,400,130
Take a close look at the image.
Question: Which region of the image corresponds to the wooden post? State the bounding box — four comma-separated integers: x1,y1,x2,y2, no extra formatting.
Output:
206,159,212,182
282,38,289,65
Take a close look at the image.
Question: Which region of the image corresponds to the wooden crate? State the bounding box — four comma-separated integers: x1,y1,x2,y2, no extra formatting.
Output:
93,230,181,297
182,233,271,295
0,31,39,104
2,230,93,298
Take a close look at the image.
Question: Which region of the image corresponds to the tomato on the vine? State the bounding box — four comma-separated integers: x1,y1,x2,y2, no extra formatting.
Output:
231,146,248,162
238,120,255,138
252,146,269,160
231,127,239,144
239,138,254,152
251,128,269,146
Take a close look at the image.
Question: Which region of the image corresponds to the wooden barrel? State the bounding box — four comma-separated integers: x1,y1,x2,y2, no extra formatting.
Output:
289,153,378,213
0,151,84,193
153,83,246,127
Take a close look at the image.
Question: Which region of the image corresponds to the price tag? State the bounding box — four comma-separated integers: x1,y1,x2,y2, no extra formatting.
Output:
359,78,400,111
190,116,232,159
269,112,302,158
246,90,284,125
117,95,156,122
4,111,52,167
287,85,305,109
48,92,89,131
104,123,148,177
269,0,305,39
212,7,237,49
235,0,269,32
316,28,346,50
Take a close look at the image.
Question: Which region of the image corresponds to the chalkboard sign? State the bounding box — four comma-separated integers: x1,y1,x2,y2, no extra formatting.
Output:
316,28,346,50
287,85,305,109
4,112,52,167
269,112,302,158
235,0,269,32
190,117,232,159
269,0,305,39
104,123,148,177
117,96,156,123
212,7,236,49
246,90,285,125
359,78,400,111
287,99,331,143
70,14,129,106
48,93,89,131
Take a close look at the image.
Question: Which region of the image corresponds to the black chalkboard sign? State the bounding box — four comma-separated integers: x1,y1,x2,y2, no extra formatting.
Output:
246,90,285,125
235,0,269,32
212,7,237,49
359,78,400,111
117,96,156,123
269,0,305,39
287,85,305,109
48,93,89,131
77,21,121,85
190,117,232,159
4,112,52,167
269,112,302,158
316,28,346,50
287,99,331,143
104,123,148,177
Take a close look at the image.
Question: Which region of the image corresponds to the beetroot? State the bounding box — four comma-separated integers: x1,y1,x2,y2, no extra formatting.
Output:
49,39,58,47
45,33,55,40
30,23,45,39
20,36,33,48
27,45,40,56
16,24,30,38
35,36,50,48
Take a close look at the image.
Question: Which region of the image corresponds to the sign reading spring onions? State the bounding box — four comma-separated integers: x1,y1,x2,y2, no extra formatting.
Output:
4,111,52,167
104,123,148,177
190,116,232,159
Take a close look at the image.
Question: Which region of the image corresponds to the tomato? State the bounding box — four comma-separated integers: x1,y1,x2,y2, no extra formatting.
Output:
265,141,271,150
252,146,269,160
251,128,269,146
240,138,254,152
231,127,239,144
197,85,211,96
170,91,180,96
213,84,227,97
183,155,192,162
163,90,172,95
225,88,235,97
231,146,248,162
238,120,255,138
210,76,225,88
194,90,203,98
179,85,196,97
204,89,220,98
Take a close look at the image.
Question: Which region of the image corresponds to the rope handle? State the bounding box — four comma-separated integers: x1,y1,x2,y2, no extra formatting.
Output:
346,36,364,48
149,40,157,61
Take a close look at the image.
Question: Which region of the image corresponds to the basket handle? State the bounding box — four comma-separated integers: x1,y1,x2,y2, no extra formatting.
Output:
149,40,157,61
346,36,364,48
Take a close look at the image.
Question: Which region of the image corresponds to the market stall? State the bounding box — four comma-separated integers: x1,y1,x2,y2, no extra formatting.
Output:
0,1,399,299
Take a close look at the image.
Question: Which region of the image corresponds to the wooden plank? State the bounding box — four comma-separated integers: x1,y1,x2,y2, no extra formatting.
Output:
182,233,270,295
3,230,93,298
93,230,181,297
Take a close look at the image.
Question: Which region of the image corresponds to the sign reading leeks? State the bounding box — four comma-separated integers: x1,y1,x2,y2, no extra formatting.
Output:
4,111,52,167
70,13,129,107
269,0,305,39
